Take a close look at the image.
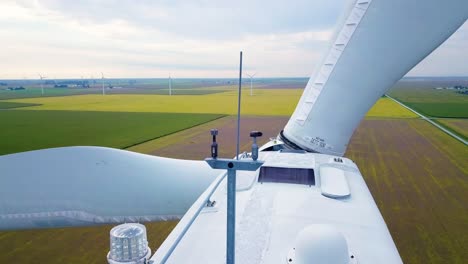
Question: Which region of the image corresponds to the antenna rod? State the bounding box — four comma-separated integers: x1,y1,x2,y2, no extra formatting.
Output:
236,51,243,160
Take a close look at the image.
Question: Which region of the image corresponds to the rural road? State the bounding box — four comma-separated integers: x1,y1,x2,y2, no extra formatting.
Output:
385,95,467,146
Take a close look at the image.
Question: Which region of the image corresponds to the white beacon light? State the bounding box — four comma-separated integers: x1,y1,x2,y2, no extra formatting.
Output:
107,223,151,264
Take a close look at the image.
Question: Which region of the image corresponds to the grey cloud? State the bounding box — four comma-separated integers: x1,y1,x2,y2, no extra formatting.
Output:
27,0,346,39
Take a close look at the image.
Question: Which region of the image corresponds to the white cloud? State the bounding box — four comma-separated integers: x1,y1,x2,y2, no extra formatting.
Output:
0,0,466,79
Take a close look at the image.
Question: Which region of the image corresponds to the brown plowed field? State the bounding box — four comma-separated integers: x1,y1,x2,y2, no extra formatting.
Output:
346,119,468,264
128,116,289,159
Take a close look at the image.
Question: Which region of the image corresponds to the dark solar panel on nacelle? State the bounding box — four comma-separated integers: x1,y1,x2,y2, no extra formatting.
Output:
258,167,315,186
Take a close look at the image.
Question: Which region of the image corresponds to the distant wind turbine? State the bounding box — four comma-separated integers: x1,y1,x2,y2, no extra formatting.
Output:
101,72,106,95
168,75,172,96
246,73,256,96
38,73,46,96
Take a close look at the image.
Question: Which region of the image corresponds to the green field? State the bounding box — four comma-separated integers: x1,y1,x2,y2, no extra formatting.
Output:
0,87,97,100
0,86,230,100
388,86,468,118
405,102,468,118
0,110,224,155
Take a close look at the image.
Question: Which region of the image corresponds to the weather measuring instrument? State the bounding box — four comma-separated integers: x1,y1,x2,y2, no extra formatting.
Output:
205,129,264,264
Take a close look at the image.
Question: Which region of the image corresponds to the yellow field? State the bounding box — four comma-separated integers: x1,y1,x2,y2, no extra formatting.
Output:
9,89,301,116
7,89,416,118
366,97,417,118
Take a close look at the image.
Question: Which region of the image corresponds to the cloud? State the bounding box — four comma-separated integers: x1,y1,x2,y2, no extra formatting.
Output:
0,0,466,79
27,0,344,38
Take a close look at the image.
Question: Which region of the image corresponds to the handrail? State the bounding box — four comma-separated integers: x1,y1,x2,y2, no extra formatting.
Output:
150,171,227,263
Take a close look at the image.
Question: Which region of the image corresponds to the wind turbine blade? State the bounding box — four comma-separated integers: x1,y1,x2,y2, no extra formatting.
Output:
282,0,468,156
0,147,220,230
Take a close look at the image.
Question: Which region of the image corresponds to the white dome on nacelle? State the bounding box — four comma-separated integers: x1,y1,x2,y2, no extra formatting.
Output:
288,224,352,264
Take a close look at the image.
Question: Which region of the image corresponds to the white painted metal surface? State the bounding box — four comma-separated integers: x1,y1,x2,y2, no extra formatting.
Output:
288,224,351,264
283,0,468,156
153,151,402,263
320,166,351,198
0,147,220,230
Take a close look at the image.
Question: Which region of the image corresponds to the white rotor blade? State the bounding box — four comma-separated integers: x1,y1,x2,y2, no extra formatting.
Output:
0,147,220,230
283,0,468,156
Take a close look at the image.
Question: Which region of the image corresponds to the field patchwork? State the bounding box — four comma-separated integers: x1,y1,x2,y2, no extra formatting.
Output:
128,115,290,159
5,89,303,116
0,110,224,155
1,86,464,263
436,118,468,139
388,86,468,118
6,90,417,118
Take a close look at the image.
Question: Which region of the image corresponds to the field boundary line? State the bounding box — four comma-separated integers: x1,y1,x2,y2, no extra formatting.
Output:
385,95,467,145
122,114,227,150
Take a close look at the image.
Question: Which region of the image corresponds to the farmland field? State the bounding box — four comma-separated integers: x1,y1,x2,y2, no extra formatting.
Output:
128,115,290,159
365,98,417,118
5,89,303,116
108,88,229,95
0,83,466,264
436,118,468,139
0,87,99,100
0,101,40,109
0,86,230,100
0,111,224,155
388,83,468,118
3,116,465,264
4,90,415,117
0,221,178,264
347,119,468,264
405,102,468,118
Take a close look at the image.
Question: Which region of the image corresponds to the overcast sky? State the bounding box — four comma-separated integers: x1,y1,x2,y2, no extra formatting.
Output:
0,0,467,79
